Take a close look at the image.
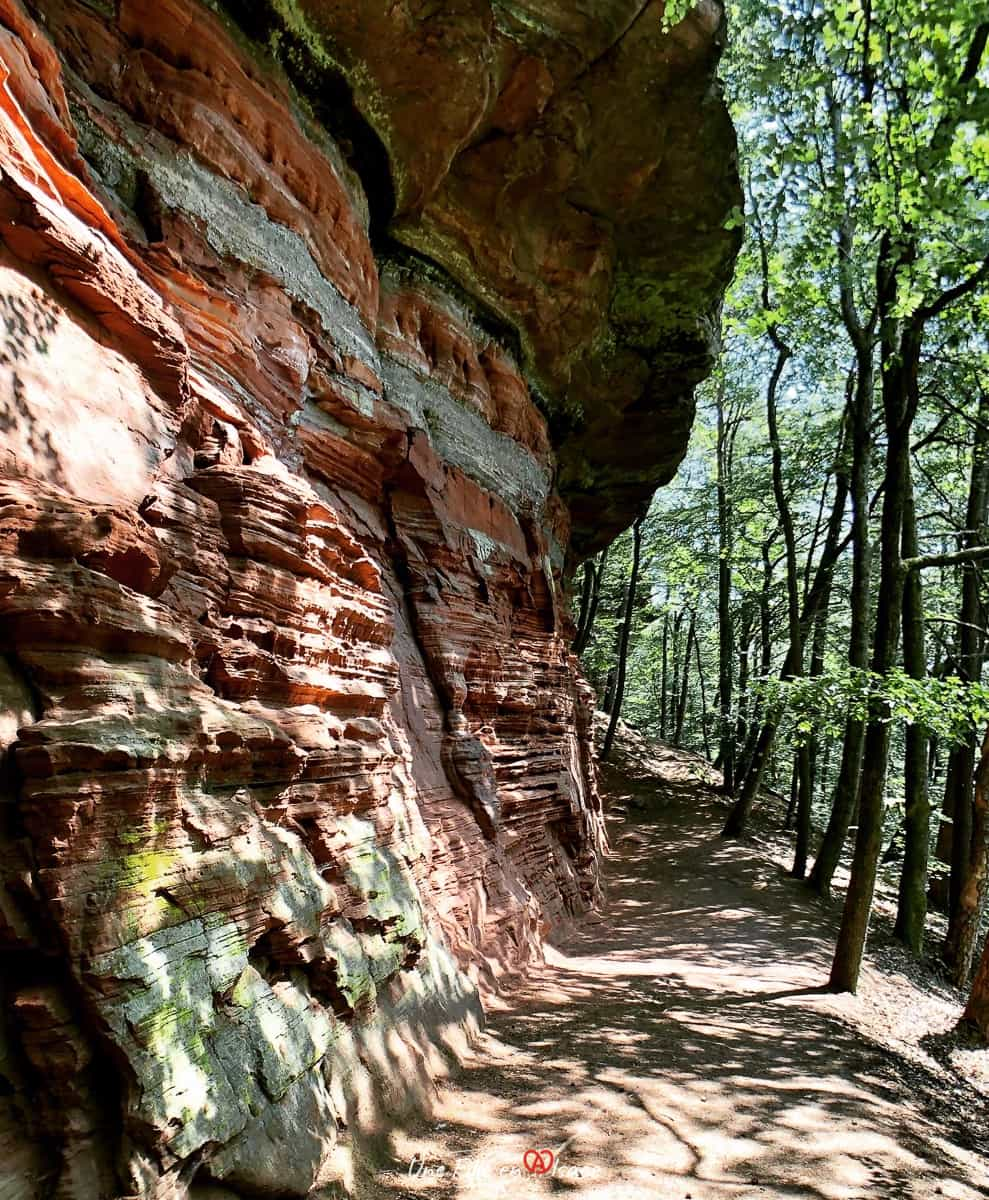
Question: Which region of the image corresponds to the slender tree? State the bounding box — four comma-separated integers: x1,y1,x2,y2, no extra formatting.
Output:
941,387,989,976
894,461,931,953
601,518,644,761
807,89,879,898
573,547,610,656
830,236,920,993
716,378,738,791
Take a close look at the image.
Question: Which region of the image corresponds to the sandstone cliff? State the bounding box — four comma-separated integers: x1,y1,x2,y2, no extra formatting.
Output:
0,1,739,1196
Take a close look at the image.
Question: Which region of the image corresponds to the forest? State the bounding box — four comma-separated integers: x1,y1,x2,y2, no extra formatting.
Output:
576,0,989,1030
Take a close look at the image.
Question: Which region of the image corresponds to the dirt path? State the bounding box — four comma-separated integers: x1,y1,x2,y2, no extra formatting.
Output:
361,752,989,1200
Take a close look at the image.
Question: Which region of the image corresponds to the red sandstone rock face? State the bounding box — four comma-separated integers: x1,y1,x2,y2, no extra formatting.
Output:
0,2,735,1196
236,0,742,555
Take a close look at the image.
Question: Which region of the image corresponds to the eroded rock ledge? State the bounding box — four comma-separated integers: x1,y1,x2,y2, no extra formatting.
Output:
0,1,739,1196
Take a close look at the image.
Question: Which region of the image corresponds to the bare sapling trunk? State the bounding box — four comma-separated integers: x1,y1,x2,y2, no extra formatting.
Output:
601,519,644,762
894,462,930,954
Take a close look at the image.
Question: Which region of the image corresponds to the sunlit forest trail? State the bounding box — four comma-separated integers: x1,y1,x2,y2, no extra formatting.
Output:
366,749,989,1200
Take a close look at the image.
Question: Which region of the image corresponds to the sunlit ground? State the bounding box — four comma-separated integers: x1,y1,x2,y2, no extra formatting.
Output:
353,756,989,1200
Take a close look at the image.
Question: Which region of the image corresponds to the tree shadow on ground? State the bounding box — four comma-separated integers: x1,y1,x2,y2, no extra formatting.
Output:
363,786,989,1200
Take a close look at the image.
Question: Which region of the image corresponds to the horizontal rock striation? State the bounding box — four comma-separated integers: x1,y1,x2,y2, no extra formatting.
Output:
0,1,739,1196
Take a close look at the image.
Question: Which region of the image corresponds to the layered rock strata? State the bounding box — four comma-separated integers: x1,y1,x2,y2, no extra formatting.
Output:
0,1,739,1196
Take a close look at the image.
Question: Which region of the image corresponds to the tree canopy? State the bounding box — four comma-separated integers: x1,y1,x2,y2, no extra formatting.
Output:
574,0,989,1023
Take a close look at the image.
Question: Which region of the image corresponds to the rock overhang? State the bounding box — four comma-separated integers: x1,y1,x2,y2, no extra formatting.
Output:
218,0,743,560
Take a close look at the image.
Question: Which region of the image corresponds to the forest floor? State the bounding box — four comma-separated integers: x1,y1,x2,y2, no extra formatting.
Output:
358,734,989,1200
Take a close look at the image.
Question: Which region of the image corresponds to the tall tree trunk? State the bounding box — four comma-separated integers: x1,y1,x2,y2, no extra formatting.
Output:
818,738,834,821
660,612,670,741
761,330,808,871
961,729,989,1034
932,638,961,913
694,621,713,760
947,726,989,985
734,602,753,770
964,930,989,1041
792,744,815,879
651,670,664,737
572,561,595,650
934,758,965,913
736,549,773,785
724,422,849,840
601,519,644,761
784,754,799,831
670,610,683,741
573,546,609,656
809,348,875,897
895,462,930,954
759,541,773,680
602,668,617,715
716,385,736,791
829,242,918,994
674,610,695,747
942,390,989,971
794,466,842,879
806,589,832,800
810,91,877,897
576,547,607,652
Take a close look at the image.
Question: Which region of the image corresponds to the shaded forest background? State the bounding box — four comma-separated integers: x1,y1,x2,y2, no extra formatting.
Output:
574,0,989,1028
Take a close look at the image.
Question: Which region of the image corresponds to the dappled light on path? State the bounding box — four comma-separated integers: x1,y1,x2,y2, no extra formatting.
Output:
362,773,989,1200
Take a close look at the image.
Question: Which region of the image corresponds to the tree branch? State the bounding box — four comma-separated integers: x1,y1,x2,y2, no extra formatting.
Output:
903,545,989,573
960,22,989,88
915,255,989,325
